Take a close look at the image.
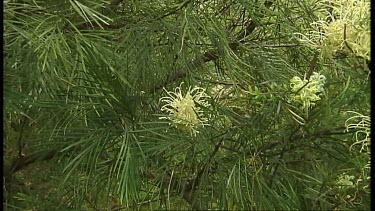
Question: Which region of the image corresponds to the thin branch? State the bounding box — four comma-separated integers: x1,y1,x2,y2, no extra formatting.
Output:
17,117,27,158
192,76,238,86
245,43,302,48
157,0,192,20
109,0,125,8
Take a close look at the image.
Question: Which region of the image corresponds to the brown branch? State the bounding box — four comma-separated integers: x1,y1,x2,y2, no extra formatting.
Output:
5,149,60,178
149,1,271,93
143,169,202,209
235,19,258,42
149,36,250,93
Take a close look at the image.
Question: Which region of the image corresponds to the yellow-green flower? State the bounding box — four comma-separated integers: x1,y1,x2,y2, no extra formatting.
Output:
290,72,326,109
159,83,210,136
336,173,355,188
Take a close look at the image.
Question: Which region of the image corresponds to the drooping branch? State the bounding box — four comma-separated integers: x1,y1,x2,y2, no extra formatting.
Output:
157,0,192,19
142,130,230,209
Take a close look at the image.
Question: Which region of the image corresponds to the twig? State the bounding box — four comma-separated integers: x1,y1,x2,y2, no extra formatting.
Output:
17,117,27,158
343,24,355,54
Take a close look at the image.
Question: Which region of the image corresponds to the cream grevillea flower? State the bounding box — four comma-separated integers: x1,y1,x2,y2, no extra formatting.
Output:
295,0,370,60
159,83,210,136
290,72,326,109
327,0,370,59
323,19,370,60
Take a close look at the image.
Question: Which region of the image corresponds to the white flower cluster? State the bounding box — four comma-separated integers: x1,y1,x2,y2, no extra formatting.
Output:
326,0,370,59
296,0,370,60
323,20,370,60
290,72,326,109
159,83,210,136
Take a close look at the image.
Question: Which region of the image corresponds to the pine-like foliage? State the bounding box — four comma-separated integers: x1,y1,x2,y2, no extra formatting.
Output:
4,0,370,210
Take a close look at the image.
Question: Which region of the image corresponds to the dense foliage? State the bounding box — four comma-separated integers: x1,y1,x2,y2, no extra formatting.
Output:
4,0,370,210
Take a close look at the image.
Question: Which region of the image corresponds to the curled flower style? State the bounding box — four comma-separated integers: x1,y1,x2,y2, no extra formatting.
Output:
290,72,326,109
159,83,210,136
345,111,370,153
